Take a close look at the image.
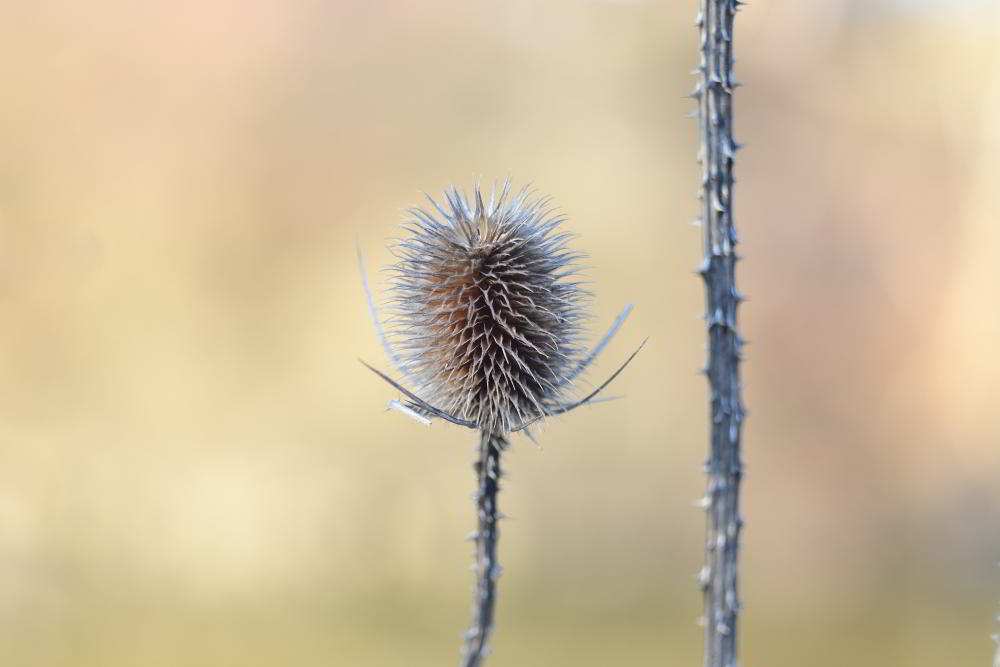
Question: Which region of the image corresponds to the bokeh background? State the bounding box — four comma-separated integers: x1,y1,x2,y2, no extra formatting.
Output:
1,1,998,665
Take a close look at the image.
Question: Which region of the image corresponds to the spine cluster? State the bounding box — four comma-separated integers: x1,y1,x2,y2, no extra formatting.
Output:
386,184,588,434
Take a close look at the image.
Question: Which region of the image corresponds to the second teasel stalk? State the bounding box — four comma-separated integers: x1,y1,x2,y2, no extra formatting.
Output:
361,180,642,666
692,1,746,666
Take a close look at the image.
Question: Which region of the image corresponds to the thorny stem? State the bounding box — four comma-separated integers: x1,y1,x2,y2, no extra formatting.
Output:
462,430,507,667
694,1,746,667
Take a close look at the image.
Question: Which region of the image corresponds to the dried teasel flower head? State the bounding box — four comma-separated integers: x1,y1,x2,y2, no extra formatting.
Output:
389,183,586,433
361,180,642,434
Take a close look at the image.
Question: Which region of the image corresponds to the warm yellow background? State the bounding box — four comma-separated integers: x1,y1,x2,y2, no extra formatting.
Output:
1,1,997,665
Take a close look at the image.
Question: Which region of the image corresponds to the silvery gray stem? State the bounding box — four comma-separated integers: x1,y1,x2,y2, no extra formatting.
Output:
694,1,746,666
462,430,506,667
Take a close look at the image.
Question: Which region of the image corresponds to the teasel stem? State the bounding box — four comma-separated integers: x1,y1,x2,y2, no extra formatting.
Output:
462,429,507,667
693,1,746,666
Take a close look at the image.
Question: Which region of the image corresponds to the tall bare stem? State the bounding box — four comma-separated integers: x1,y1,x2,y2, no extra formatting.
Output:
693,1,746,666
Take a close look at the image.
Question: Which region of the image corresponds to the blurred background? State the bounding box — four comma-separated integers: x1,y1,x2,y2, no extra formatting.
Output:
1,0,998,665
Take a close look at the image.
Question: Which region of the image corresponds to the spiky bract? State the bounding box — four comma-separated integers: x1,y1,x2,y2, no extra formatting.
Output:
385,183,589,434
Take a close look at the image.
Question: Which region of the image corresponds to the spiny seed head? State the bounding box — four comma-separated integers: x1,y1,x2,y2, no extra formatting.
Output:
385,182,590,433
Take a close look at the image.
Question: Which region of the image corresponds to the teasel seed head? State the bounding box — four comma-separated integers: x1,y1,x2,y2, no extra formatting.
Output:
361,180,643,434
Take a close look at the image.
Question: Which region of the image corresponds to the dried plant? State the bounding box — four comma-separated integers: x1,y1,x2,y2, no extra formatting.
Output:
691,1,747,666
360,180,641,667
